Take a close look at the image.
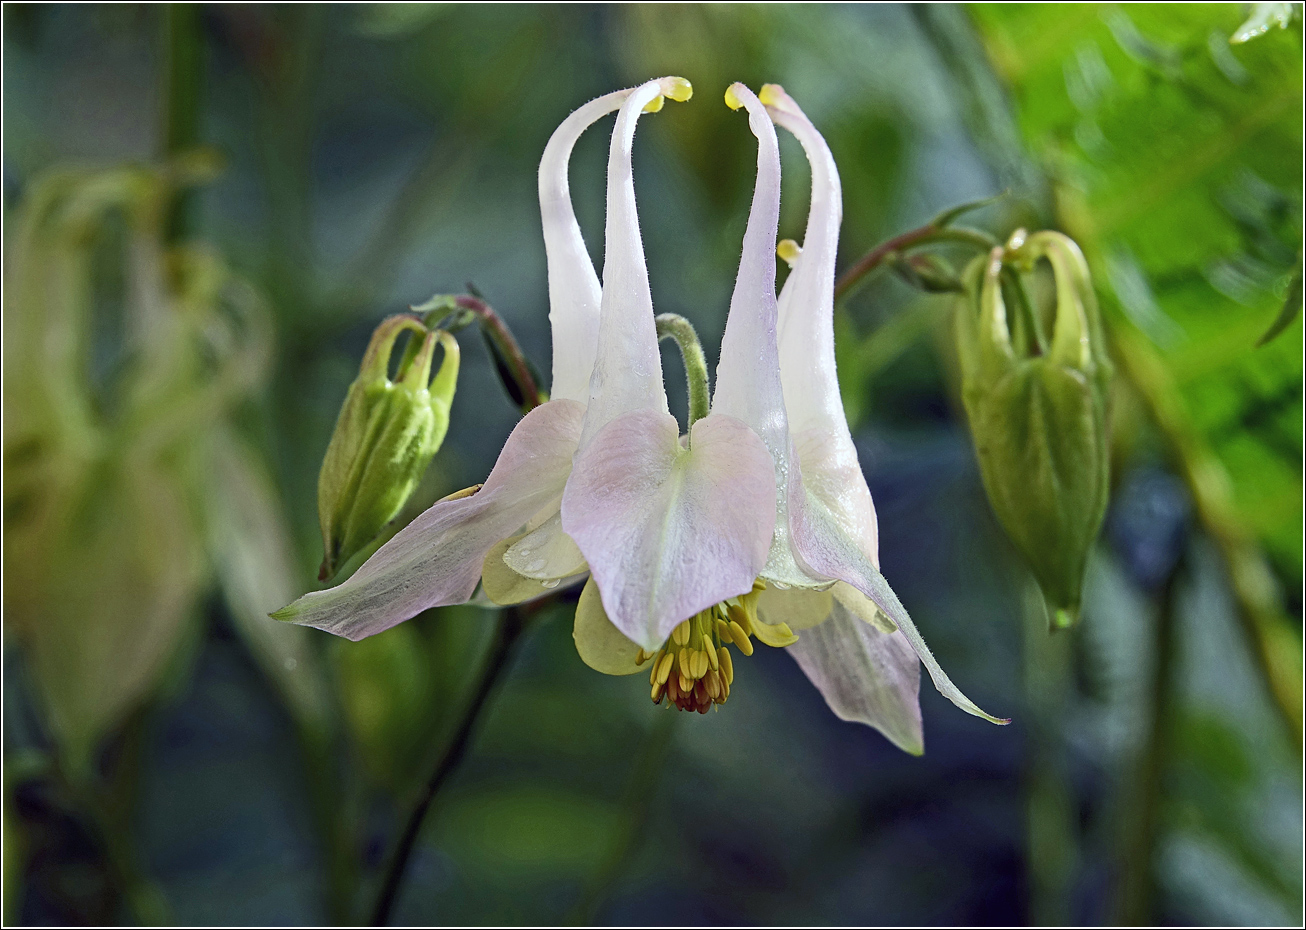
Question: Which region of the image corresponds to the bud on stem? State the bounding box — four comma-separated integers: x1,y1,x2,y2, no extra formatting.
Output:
317,315,460,581
955,232,1112,627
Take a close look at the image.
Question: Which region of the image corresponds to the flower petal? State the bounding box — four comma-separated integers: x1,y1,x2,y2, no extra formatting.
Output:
788,469,1009,725
272,399,585,640
504,509,587,580
756,584,834,632
539,89,629,403
787,597,924,755
579,80,670,446
712,83,825,590
481,532,586,606
572,577,645,676
562,408,775,651
763,85,852,441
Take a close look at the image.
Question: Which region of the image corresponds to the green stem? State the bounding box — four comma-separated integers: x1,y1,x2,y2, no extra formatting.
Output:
655,313,711,428
1114,551,1184,924
835,224,996,302
369,607,527,926
1022,580,1077,925
566,712,678,925
161,3,203,240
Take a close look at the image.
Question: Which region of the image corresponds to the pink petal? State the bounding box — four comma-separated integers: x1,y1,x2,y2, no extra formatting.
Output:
788,461,1009,725
788,597,924,754
273,399,585,640
561,408,775,651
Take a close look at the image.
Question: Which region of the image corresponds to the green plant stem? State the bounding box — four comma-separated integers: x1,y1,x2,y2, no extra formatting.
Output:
161,3,203,240
834,224,996,301
1022,580,1077,926
1115,551,1184,924
1112,328,1303,750
369,607,527,926
566,712,679,925
655,313,711,428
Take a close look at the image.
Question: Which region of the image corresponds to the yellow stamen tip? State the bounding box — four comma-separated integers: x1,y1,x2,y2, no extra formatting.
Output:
758,83,785,107
777,239,802,268
724,85,744,110
661,76,693,102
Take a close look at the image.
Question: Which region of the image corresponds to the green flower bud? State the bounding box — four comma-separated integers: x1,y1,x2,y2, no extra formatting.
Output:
955,232,1112,627
318,315,459,580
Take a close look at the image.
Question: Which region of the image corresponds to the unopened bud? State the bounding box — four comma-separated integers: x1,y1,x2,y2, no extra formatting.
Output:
317,315,460,580
955,232,1111,626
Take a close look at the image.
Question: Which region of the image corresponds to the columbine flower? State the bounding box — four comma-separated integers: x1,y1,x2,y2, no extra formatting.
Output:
272,76,693,638
568,83,1005,751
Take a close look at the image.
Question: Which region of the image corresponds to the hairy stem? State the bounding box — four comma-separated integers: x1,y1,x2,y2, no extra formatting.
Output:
655,313,712,428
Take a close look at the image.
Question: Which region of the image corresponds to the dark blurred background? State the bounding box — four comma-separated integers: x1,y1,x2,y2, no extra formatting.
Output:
3,4,1302,926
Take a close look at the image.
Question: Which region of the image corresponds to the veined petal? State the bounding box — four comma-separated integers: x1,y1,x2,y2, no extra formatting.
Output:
579,79,673,446
562,409,775,651
539,89,627,404
573,578,645,676
787,470,1009,725
713,82,825,590
273,399,585,640
788,597,924,755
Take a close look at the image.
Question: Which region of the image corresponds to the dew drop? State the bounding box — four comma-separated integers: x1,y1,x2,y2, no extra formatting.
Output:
526,558,547,573
773,581,790,590
541,578,560,589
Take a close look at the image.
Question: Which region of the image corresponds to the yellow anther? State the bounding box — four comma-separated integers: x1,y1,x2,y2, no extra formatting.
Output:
656,652,674,685
728,620,753,655
693,650,709,679
724,85,744,110
635,648,651,666
758,83,785,107
679,673,693,693
719,646,734,684
661,76,693,102
706,645,719,671
642,94,665,113
777,239,802,269
678,649,692,680
651,680,665,703
672,621,690,646
716,618,732,641
705,670,720,700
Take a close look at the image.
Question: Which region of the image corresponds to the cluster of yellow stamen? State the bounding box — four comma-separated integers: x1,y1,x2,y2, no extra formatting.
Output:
635,580,796,714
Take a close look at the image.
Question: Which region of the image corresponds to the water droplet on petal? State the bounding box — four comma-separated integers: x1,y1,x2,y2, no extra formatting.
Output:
526,559,547,574
541,578,560,589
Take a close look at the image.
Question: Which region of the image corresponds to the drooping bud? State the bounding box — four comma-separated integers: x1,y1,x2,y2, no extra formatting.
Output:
317,315,460,580
955,232,1111,628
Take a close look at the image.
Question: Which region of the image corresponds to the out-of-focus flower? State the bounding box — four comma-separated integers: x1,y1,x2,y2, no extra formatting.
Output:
3,163,323,773
272,76,693,639
316,314,459,580
955,231,1111,627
